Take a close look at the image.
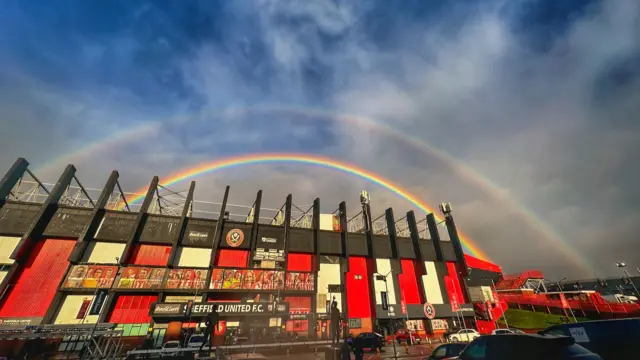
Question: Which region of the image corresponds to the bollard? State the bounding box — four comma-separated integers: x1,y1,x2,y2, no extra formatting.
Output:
404,342,410,354
376,347,381,356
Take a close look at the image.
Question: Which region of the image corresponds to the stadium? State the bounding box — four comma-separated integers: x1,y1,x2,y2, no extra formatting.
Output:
0,157,505,357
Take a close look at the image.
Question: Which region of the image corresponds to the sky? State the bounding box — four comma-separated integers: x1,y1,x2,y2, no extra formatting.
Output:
0,0,638,279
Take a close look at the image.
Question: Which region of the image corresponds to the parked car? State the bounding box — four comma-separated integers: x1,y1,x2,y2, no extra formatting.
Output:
448,329,480,342
538,318,640,359
187,334,206,348
453,334,602,360
352,332,385,351
161,340,182,358
423,342,468,360
396,328,421,344
490,328,524,335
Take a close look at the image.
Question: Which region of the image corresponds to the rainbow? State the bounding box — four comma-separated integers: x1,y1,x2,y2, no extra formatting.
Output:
120,153,493,262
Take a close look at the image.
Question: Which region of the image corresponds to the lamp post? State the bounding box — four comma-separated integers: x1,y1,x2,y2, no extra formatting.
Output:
616,262,640,298
374,271,397,360
556,278,577,323
482,277,508,329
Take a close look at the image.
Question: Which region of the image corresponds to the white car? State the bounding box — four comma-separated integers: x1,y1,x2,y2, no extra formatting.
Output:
448,329,480,342
491,328,525,335
161,340,182,357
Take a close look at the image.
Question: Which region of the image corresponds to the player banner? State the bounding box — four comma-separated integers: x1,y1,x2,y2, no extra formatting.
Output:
165,268,208,290
63,265,118,289
285,272,315,291
210,269,285,290
116,267,166,289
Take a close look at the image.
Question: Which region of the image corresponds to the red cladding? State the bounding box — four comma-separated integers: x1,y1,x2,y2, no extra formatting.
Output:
284,296,311,312
446,262,466,303
216,249,249,268
398,260,422,304
108,295,157,324
443,276,457,308
0,239,74,318
287,253,313,272
130,244,171,266
346,257,371,318
464,255,501,273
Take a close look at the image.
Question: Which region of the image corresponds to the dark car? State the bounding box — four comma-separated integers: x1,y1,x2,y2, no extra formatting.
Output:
423,343,468,360
351,332,384,351
454,334,602,360
539,318,640,360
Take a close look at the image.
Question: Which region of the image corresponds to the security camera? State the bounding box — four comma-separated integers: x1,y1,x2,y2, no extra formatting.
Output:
617,262,626,268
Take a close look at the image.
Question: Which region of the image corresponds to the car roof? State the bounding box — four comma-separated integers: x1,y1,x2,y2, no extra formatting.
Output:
486,334,574,345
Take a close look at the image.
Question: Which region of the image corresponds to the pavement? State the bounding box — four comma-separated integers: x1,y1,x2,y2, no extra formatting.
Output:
258,344,433,360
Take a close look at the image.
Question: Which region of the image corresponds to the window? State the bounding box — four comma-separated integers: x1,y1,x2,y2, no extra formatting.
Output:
116,323,150,337
58,335,88,352
540,327,564,336
461,338,486,360
433,346,448,358
450,344,467,356
317,293,328,312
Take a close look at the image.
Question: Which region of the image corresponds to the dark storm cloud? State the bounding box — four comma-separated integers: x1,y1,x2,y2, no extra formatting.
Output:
0,0,638,278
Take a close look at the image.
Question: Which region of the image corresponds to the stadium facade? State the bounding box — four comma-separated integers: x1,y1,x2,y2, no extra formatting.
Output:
0,158,503,355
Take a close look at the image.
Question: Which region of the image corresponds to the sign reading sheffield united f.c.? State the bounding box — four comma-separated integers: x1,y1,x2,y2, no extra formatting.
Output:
226,229,244,247
423,303,436,320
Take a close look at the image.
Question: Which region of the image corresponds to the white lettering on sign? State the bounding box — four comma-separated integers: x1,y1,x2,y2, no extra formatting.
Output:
189,231,208,239
192,303,267,314
261,237,277,243
569,327,590,343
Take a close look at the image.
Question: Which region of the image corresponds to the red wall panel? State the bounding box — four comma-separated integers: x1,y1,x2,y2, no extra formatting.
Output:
346,256,372,319
287,253,312,272
215,249,249,268
446,262,466,303
284,296,311,312
443,276,458,308
0,239,74,318
130,244,171,266
464,255,502,273
398,260,422,304
108,295,157,324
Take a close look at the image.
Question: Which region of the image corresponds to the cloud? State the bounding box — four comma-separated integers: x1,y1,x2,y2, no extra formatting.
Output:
1,0,639,279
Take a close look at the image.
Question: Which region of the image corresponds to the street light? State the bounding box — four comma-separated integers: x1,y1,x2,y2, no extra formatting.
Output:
481,277,508,329
616,262,640,298
556,278,577,323
374,271,397,360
